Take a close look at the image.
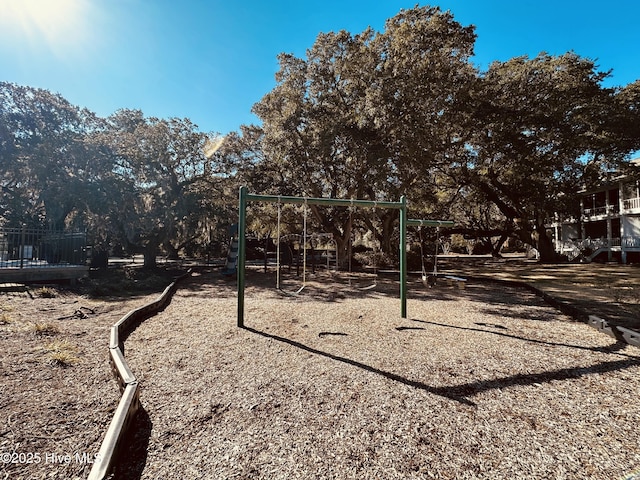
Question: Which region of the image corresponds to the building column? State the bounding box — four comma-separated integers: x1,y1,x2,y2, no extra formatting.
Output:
606,218,613,262
621,180,627,264
580,198,586,240
553,213,559,253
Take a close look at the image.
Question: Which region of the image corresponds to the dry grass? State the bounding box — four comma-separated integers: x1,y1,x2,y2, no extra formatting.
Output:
0,286,163,480
43,339,80,366
116,269,640,480
31,321,60,336
34,286,57,298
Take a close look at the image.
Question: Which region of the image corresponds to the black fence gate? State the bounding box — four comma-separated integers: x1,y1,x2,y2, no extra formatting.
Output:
0,227,87,269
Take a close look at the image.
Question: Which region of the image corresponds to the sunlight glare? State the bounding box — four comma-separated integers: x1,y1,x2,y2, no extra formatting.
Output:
204,135,226,158
0,0,92,55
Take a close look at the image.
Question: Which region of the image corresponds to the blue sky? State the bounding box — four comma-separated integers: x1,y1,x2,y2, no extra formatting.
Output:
1,0,639,135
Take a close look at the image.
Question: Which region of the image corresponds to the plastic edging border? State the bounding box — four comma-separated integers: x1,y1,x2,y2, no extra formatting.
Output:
459,274,640,348
88,270,191,480
587,315,640,348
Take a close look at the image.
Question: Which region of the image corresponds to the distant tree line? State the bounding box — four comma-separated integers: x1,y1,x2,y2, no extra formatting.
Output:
0,85,234,267
2,5,639,266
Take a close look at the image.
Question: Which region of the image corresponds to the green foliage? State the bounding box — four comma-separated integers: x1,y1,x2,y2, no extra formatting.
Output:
0,82,105,229
2,5,639,265
454,52,623,259
1,81,231,263
249,6,478,262
244,6,639,262
97,110,228,266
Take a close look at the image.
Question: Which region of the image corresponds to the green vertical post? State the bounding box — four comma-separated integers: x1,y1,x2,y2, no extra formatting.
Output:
237,188,414,325
237,186,247,327
399,195,407,318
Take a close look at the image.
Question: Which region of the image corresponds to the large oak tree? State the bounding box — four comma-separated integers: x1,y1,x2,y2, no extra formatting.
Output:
100,109,222,268
0,82,106,230
460,53,621,260
249,6,477,261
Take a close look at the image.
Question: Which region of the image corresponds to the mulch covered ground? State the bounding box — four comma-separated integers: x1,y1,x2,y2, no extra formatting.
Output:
2,266,640,479
0,267,185,480
117,269,640,479
0,286,159,480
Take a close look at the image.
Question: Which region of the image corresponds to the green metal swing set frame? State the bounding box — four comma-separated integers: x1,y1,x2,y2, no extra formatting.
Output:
236,186,453,327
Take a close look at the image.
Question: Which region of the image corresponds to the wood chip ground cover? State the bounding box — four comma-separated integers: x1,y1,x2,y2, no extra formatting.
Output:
0,289,161,480
114,270,640,480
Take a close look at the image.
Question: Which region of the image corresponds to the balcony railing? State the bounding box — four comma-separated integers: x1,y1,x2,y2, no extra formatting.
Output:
623,236,640,248
556,236,640,258
581,197,640,216
582,204,620,217
623,197,640,211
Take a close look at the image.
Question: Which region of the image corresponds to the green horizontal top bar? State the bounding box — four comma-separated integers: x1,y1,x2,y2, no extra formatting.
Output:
407,219,455,227
245,192,403,209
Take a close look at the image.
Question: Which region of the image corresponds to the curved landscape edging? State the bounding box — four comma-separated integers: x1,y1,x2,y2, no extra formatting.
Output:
87,269,636,479
460,275,640,348
88,270,192,480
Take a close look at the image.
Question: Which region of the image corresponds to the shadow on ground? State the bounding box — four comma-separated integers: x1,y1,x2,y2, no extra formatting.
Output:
243,322,640,408
439,257,640,331
114,406,152,479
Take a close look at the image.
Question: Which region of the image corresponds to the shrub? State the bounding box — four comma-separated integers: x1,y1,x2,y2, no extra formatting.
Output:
353,251,392,269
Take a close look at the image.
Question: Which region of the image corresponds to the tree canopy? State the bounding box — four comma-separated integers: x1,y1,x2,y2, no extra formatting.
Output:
2,5,639,265
244,5,639,261
0,83,230,267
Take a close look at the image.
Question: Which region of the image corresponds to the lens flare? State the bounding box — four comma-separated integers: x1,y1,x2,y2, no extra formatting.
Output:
204,136,225,158
0,0,91,55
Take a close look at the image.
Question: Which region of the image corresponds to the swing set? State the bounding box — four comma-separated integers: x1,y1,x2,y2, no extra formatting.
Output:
274,200,377,295
236,186,453,327
275,198,309,295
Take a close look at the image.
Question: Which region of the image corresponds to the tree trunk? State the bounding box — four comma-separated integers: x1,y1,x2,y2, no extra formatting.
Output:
334,233,351,270
380,212,397,259
536,228,557,263
143,243,158,269
491,233,509,258
164,241,179,260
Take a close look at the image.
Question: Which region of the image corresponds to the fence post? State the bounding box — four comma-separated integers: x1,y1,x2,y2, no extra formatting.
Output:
20,224,26,269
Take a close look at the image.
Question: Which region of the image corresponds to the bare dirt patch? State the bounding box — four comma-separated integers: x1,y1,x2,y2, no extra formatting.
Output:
0,270,182,480
117,269,640,479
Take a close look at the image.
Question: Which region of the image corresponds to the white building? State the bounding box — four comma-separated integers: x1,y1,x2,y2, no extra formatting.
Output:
550,160,640,263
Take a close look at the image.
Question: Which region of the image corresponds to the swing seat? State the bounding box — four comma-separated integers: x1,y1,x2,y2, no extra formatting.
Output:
347,272,377,291
422,274,437,288
277,285,305,297
444,275,467,289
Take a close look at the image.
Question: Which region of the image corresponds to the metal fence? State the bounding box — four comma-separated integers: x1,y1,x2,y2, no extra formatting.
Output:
0,227,87,269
